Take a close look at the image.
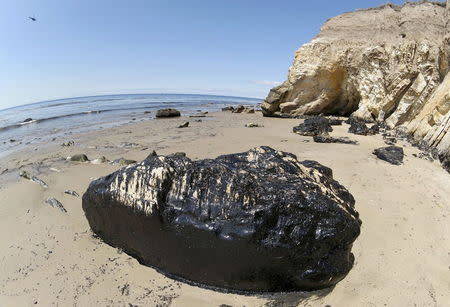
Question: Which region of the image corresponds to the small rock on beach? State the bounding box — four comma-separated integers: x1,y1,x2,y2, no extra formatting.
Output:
177,122,189,128
67,154,89,162
373,146,404,165
155,108,181,118
45,198,67,213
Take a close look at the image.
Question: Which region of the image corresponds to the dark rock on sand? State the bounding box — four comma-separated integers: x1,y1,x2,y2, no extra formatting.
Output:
65,190,80,197
245,123,263,128
384,137,397,145
19,171,48,188
178,122,189,128
439,153,450,173
221,106,234,112
313,136,358,145
223,106,255,114
23,118,33,123
232,105,245,113
156,109,181,118
373,146,404,165
326,117,343,126
67,154,89,162
369,123,381,135
45,198,67,213
347,117,370,135
293,117,333,136
61,140,75,147
120,142,140,148
413,152,434,162
82,146,361,292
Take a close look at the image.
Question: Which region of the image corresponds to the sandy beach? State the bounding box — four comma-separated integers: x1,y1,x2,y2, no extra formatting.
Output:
0,111,449,306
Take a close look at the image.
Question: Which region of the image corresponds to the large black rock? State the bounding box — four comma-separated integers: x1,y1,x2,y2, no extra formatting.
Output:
82,146,361,292
293,117,333,136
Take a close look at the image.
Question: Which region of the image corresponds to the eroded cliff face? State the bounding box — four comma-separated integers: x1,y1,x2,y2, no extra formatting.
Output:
262,1,450,163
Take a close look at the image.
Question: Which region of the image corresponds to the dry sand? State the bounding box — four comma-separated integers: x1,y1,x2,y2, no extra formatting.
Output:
0,111,449,306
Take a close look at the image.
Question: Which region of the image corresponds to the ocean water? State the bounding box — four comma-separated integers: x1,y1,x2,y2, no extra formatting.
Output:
0,94,260,158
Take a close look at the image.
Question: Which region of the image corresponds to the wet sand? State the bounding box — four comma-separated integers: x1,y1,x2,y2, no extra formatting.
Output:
0,111,449,306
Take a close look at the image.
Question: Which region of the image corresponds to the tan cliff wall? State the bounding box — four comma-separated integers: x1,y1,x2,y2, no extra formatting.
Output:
262,1,450,162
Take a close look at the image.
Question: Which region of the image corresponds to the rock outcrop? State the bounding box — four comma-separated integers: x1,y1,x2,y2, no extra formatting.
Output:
82,147,361,292
262,1,450,170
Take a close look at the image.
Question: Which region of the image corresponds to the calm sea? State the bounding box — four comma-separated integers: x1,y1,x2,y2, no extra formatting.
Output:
0,93,261,158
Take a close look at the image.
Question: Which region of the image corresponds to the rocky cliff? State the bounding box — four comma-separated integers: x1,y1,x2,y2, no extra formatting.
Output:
262,1,450,167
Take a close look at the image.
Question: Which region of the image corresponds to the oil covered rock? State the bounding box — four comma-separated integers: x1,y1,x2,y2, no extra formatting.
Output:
293,117,333,136
373,146,404,165
347,117,370,135
82,146,361,292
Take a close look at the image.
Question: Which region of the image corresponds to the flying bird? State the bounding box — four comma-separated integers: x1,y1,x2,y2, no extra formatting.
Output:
28,16,36,21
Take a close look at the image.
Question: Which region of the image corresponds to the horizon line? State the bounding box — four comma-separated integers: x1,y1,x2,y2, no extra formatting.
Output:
0,92,264,112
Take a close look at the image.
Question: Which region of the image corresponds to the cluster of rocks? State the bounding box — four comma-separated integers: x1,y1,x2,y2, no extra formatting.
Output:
292,116,358,145
345,117,381,136
17,148,142,213
291,116,412,164
18,170,76,212
66,154,137,166
381,128,441,163
222,105,255,113
61,140,75,147
82,146,361,292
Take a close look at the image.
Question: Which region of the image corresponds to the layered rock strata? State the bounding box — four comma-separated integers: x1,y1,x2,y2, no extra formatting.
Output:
262,1,450,169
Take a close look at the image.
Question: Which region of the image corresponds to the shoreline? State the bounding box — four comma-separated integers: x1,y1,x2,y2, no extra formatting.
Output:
0,93,260,160
0,111,449,306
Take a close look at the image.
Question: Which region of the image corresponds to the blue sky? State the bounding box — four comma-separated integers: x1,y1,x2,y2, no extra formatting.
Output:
1,0,407,109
